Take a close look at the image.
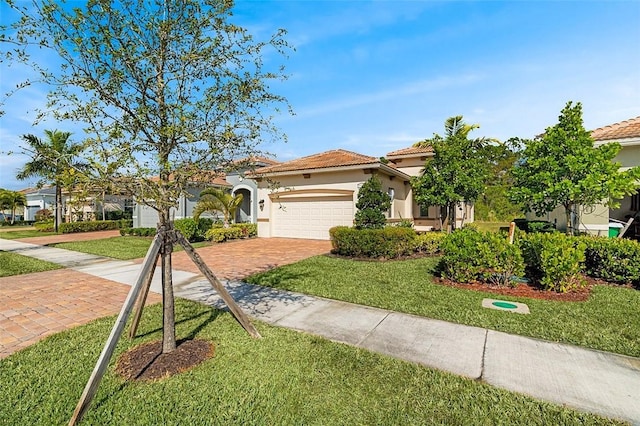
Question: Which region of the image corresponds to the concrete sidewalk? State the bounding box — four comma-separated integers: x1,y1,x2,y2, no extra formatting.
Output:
1,238,639,424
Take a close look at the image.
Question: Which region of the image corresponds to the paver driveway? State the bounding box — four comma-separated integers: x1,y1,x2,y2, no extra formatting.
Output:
1,232,332,358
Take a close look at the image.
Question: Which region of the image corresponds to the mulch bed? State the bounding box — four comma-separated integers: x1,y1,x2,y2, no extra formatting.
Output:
433,276,604,302
116,339,214,382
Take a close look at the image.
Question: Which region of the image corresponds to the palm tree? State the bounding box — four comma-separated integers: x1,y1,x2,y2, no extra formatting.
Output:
16,130,85,232
0,189,27,224
193,187,243,227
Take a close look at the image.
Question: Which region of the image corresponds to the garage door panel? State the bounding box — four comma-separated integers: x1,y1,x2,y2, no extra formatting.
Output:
272,196,353,240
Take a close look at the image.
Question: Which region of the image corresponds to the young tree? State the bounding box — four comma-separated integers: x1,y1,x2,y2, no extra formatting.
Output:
411,116,489,232
474,140,522,221
2,0,290,353
509,101,640,235
354,175,391,229
16,130,84,232
193,187,243,227
0,189,26,224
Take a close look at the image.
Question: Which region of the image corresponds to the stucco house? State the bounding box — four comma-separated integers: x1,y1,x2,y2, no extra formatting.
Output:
238,147,471,240
21,186,56,221
529,116,640,236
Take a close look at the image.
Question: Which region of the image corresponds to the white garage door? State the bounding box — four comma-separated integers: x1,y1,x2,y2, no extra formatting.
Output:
272,197,353,240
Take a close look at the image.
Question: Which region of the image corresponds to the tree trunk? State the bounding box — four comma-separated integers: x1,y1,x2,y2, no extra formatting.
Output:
55,183,62,233
565,204,573,236
160,211,176,354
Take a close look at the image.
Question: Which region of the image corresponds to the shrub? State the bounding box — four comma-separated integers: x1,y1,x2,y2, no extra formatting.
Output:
354,176,391,229
231,223,257,238
329,226,416,259
412,232,445,255
34,220,55,232
439,228,524,286
174,218,199,242
583,237,640,285
34,209,52,221
59,220,123,234
394,219,414,228
520,233,586,292
205,227,243,243
196,218,214,240
476,232,524,287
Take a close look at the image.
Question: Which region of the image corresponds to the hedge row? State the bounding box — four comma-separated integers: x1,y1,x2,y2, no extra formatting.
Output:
59,219,132,234
206,224,257,243
439,228,640,292
329,226,445,259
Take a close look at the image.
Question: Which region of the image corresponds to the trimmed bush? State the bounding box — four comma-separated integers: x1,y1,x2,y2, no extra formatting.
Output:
520,233,586,293
583,237,640,285
59,220,124,233
206,227,243,243
231,223,257,238
440,228,524,286
412,232,445,255
34,220,55,232
329,226,416,259
174,218,199,242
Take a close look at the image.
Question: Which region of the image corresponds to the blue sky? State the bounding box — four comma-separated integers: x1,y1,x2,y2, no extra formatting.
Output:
1,0,639,191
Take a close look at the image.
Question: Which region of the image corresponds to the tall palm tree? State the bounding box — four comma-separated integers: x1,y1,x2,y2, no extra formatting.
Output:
193,187,243,227
16,130,85,232
0,189,27,224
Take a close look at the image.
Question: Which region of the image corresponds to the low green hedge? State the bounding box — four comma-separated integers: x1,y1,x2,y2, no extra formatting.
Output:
59,219,132,234
520,233,586,293
412,232,445,255
329,226,416,259
439,228,524,286
206,227,243,243
583,237,640,285
34,220,55,232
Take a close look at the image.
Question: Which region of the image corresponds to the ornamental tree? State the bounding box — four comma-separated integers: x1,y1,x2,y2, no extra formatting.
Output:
354,175,390,229
2,0,290,353
509,101,640,235
411,116,489,232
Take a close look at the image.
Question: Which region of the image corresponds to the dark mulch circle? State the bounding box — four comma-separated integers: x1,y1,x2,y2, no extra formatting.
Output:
116,339,215,382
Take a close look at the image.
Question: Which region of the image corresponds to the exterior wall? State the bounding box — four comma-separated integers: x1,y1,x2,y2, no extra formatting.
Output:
227,173,258,224
526,204,610,235
255,169,411,238
23,189,56,221
611,143,640,171
389,156,427,177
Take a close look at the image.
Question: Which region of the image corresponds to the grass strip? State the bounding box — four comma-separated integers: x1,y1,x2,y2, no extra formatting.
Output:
0,299,623,425
0,251,62,277
0,229,57,239
52,237,210,260
247,255,640,357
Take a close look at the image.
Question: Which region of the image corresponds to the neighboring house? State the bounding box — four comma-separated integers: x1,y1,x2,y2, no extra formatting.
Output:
528,116,640,236
21,186,56,221
132,175,231,228
249,148,471,240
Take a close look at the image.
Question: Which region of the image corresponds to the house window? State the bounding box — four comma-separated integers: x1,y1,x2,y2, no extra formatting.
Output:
419,204,432,218
632,190,640,212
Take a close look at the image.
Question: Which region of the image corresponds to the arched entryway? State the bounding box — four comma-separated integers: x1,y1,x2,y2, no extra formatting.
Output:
233,186,254,223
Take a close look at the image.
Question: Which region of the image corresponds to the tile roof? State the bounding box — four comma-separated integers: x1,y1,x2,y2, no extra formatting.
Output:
591,116,640,141
386,145,433,157
254,149,380,174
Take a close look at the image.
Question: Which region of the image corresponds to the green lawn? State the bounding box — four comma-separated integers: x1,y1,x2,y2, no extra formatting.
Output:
0,299,622,425
0,251,62,277
473,221,511,232
0,229,57,239
51,236,212,260
247,256,640,357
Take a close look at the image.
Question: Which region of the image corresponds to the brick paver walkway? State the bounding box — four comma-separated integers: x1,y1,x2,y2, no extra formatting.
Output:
0,269,161,359
1,233,331,359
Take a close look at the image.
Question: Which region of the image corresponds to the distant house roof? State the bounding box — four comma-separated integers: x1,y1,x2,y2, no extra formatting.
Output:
591,116,640,142
386,145,434,159
253,149,410,180
148,173,230,187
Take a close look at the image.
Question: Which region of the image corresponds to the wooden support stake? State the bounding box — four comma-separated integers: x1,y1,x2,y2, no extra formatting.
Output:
128,250,160,339
508,222,516,244
617,217,635,239
175,232,261,339
69,234,163,426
